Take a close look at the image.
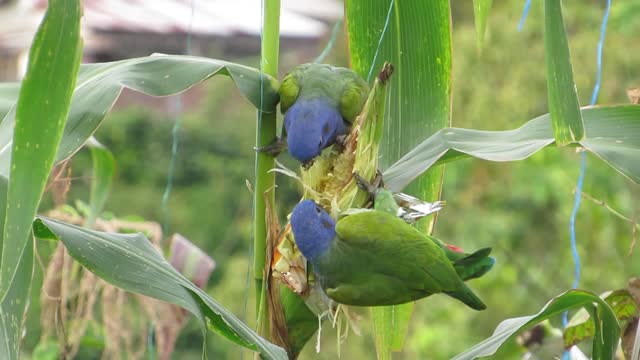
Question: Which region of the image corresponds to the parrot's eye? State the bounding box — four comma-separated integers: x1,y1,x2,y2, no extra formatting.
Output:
315,206,322,214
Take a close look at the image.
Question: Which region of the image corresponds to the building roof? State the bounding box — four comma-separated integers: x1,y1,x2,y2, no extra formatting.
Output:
0,0,343,51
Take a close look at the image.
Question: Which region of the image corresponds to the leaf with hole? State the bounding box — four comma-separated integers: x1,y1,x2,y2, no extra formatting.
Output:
452,290,620,360
564,289,638,348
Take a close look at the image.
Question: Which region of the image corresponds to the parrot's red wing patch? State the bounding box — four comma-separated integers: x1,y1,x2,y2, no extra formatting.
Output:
445,244,465,253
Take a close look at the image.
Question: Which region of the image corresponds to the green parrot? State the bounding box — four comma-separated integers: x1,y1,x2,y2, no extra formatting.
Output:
265,63,369,165
372,188,496,281
290,200,487,310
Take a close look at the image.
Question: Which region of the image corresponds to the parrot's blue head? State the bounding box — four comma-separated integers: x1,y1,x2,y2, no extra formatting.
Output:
284,98,347,165
290,200,336,262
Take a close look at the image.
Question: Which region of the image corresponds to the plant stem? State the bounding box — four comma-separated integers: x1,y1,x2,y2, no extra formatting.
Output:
254,0,280,336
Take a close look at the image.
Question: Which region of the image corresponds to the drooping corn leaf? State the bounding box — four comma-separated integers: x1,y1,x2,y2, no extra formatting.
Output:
33,217,287,360
0,1,82,358
346,1,452,356
452,290,620,360
544,0,584,144
0,55,280,179
384,105,640,192
85,137,115,227
473,0,493,50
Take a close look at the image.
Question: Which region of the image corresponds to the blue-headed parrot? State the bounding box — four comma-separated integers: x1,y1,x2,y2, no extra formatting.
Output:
290,200,487,310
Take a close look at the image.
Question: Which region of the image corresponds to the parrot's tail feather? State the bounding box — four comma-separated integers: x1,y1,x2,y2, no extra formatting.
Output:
454,247,492,266
445,285,487,311
453,247,496,281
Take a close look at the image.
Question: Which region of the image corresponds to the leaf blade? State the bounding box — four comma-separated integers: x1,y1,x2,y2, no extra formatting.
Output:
544,0,585,144
86,137,115,227
0,0,82,358
0,55,279,179
34,217,288,360
472,0,493,50
383,105,640,192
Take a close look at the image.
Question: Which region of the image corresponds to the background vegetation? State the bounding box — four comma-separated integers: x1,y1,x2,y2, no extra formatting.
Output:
21,0,640,358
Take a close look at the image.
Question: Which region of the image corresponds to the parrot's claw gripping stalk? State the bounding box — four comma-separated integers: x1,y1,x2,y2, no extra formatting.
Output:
353,170,384,200
254,136,288,157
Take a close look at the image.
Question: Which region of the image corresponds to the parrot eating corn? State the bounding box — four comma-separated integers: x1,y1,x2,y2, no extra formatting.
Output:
290,199,487,310
262,63,370,165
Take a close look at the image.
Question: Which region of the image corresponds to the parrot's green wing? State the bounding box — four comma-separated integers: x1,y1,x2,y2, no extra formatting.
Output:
327,210,485,309
371,188,494,281
278,64,369,122
334,210,458,289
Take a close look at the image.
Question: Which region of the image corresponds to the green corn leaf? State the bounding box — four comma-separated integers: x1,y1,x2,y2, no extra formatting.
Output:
0,1,82,358
452,290,620,360
0,55,279,180
544,0,585,144
33,217,288,360
384,105,640,192
0,223,31,359
346,1,452,356
472,0,493,50
85,137,115,227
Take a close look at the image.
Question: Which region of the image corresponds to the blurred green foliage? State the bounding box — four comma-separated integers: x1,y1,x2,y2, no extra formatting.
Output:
25,0,640,358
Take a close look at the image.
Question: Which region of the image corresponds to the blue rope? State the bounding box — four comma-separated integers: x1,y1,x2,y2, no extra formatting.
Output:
367,0,395,83
589,0,611,106
561,2,611,358
517,0,532,31
161,1,195,239
314,20,343,64
562,151,586,330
